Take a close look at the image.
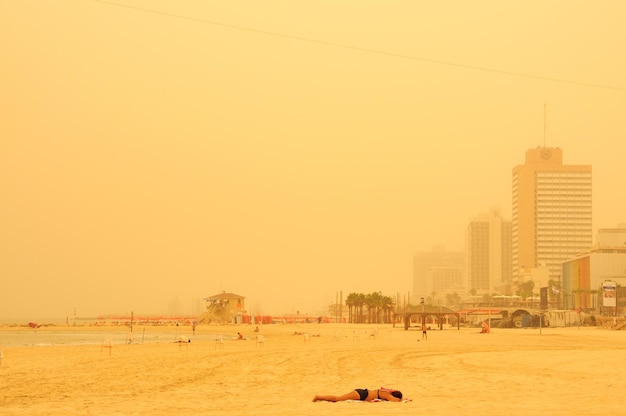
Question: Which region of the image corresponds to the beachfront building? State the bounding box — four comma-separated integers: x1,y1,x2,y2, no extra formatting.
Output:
561,225,626,314
198,291,246,324
464,209,512,295
512,147,592,286
413,246,465,306
562,247,626,314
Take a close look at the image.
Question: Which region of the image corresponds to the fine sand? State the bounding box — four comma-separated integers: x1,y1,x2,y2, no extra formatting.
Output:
1,323,625,416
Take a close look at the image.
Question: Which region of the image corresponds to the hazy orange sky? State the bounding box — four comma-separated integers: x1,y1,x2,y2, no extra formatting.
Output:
1,1,625,320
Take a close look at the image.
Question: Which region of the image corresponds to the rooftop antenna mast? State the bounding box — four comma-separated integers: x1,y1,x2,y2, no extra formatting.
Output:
543,100,547,148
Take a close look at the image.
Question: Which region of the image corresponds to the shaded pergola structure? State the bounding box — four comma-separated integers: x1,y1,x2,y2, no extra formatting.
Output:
394,305,460,330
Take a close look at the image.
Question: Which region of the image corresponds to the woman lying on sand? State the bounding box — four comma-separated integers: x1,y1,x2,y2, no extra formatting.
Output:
313,387,405,402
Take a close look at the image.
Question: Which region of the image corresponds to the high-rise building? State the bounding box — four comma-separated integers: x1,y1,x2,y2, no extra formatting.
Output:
512,147,592,285
465,209,512,294
413,246,464,304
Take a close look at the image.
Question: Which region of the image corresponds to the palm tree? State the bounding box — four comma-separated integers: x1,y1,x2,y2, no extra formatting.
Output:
371,292,383,324
364,293,374,324
445,292,460,309
381,295,395,323
482,293,492,306
345,293,358,323
355,293,366,323
517,280,535,300
344,292,395,324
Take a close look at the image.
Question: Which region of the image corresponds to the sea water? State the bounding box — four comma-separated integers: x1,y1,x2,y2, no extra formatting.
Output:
0,327,224,348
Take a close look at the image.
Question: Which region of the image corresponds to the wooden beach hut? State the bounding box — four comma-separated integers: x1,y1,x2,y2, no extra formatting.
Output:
198,291,246,324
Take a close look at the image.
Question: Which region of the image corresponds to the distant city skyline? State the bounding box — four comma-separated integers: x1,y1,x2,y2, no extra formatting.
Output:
414,146,615,306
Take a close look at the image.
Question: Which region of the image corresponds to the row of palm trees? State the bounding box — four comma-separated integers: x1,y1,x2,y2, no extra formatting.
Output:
344,292,396,324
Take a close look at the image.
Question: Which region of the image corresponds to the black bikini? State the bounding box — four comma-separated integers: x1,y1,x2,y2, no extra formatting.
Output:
354,389,368,401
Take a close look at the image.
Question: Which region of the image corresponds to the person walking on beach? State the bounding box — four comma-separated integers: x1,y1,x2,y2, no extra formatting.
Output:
313,387,405,402
422,322,427,340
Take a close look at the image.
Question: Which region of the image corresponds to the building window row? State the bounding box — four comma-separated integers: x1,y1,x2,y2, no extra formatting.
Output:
536,192,592,198
535,202,592,208
536,172,591,178
535,219,592,224
536,193,592,199
536,178,591,183
536,234,592,240
536,222,592,228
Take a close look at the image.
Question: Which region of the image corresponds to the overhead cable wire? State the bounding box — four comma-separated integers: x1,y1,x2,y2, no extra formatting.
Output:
93,0,626,92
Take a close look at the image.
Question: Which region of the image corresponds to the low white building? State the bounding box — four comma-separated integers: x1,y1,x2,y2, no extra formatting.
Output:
562,247,626,312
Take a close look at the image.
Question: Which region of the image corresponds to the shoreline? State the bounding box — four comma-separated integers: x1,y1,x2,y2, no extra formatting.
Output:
0,321,619,347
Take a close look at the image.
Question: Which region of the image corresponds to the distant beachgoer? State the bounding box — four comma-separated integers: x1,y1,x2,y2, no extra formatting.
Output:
422,323,427,340
254,326,260,332
480,321,490,334
237,332,244,340
313,387,405,402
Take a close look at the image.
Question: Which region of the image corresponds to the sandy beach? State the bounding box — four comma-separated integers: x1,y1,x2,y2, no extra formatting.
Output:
1,323,624,416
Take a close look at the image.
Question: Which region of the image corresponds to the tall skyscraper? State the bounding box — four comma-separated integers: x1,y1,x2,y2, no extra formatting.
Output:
512,147,592,285
413,246,464,304
465,209,512,294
